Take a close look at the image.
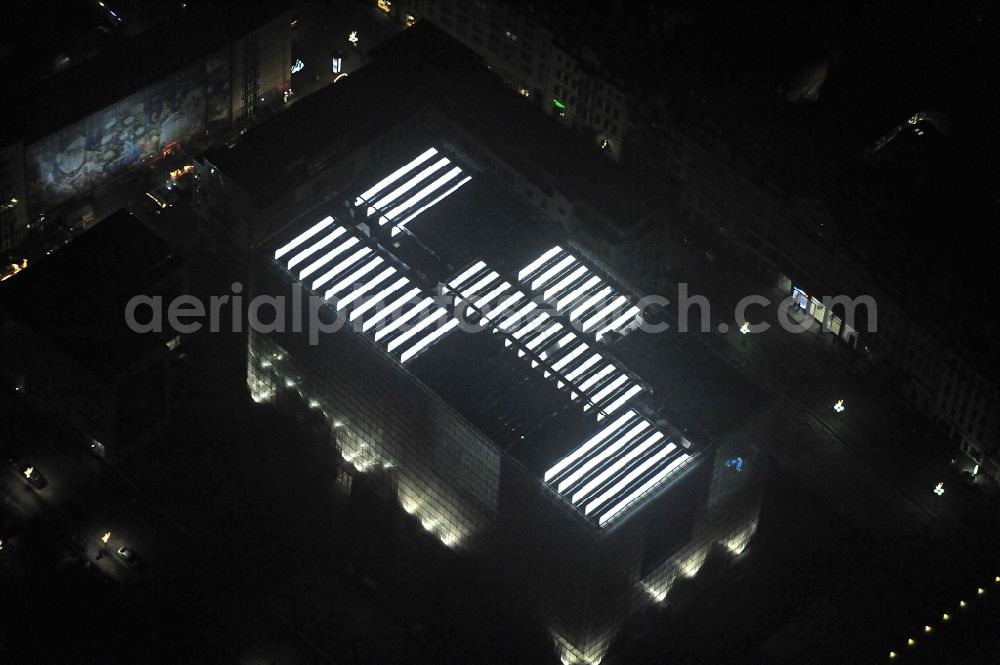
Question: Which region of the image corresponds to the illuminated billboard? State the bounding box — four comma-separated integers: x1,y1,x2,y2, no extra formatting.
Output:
26,62,210,210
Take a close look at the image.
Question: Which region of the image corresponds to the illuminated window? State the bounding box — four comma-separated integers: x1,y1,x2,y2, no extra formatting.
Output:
377,0,391,14
405,13,416,27
518,86,530,97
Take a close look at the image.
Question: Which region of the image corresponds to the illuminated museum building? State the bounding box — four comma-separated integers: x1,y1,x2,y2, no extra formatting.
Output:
0,2,291,252
241,145,764,663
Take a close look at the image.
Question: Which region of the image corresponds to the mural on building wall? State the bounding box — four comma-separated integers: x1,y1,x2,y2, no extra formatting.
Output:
26,63,207,210
205,52,232,127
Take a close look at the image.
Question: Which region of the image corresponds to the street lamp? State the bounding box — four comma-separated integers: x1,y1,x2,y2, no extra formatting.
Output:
740,321,751,335
348,30,359,46
933,482,944,496
101,531,112,544
834,399,845,413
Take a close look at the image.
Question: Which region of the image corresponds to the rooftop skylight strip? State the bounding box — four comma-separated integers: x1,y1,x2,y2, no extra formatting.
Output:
585,445,675,515
511,311,550,340
324,256,384,301
523,321,564,352
387,308,447,353
570,287,613,321
517,245,563,281
355,148,438,206
550,342,587,373
374,298,436,342
556,275,602,311
557,420,650,492
571,434,668,504
583,374,630,411
368,157,451,211
563,353,602,382
575,364,617,395
460,272,502,301
287,226,347,269
597,455,691,526
472,282,513,310
544,264,589,301
350,277,410,322
596,306,641,340
581,295,629,334
392,175,472,235
544,410,639,482
450,261,489,291
275,216,334,260
382,166,464,224
498,301,538,332
401,318,460,363
336,267,397,311
362,288,422,332
598,384,644,420
299,237,361,281
488,292,526,322
531,254,576,291
311,247,373,292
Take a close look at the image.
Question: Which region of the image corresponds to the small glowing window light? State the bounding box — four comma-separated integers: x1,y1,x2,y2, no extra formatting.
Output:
377,0,391,14
833,399,845,413
405,14,415,27
348,30,359,45
101,531,112,544
740,321,751,335
933,482,944,496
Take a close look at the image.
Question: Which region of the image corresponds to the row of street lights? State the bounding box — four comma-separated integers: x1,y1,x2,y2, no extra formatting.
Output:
888,576,1000,659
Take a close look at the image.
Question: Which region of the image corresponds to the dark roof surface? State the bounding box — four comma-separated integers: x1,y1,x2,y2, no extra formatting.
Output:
0,209,178,380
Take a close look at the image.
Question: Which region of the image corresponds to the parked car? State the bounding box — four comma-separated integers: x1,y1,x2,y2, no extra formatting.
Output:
117,546,139,565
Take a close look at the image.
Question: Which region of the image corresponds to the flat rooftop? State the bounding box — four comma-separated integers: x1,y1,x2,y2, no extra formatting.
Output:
0,209,177,380
262,146,698,528
211,19,666,232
